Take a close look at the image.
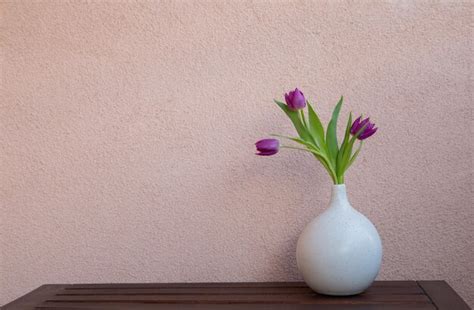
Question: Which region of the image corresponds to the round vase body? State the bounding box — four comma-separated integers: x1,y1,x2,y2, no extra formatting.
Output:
296,184,382,296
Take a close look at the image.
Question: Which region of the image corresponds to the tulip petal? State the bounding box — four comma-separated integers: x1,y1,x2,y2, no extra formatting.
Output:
285,88,306,110
284,93,291,106
350,116,362,135
256,149,278,156
255,138,280,156
359,127,377,140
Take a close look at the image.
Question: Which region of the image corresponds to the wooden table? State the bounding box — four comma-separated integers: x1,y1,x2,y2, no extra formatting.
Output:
2,281,469,310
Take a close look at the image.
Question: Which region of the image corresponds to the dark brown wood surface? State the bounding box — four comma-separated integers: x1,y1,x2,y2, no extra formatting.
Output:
2,281,469,310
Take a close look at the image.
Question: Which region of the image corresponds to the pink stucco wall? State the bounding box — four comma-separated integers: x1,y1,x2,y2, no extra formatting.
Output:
1,1,472,306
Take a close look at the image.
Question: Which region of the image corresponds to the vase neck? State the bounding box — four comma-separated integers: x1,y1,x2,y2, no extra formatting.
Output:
330,184,351,210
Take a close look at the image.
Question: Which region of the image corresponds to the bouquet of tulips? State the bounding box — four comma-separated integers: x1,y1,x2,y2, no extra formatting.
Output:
255,88,377,184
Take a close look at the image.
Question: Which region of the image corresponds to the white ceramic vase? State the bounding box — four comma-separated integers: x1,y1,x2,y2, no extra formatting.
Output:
296,184,382,296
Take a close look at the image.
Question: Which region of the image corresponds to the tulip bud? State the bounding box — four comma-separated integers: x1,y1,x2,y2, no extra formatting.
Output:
255,138,280,156
284,88,306,110
351,116,378,140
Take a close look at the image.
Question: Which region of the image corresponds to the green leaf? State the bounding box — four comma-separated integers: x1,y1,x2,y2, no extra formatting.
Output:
307,101,326,151
340,135,357,176
326,96,344,167
338,121,368,176
336,112,353,177
274,100,311,141
342,112,353,149
312,153,337,184
305,146,337,183
347,141,363,169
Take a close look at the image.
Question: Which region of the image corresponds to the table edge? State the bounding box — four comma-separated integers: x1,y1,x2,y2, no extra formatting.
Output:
417,281,470,310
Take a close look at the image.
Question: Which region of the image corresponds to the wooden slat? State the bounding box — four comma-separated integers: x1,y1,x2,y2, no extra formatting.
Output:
65,282,309,289
57,287,314,295
417,281,470,310
44,293,432,304
55,285,424,296
64,281,420,290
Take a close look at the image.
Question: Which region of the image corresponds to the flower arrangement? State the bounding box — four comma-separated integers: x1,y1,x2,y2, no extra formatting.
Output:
255,88,377,184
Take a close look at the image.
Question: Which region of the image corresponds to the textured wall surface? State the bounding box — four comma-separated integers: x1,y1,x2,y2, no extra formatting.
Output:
1,1,472,307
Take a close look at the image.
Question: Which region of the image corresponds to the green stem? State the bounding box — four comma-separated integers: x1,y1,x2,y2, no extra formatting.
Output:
336,175,344,184
281,145,311,152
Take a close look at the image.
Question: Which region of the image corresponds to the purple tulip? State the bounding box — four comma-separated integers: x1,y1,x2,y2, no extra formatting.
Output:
284,88,306,110
350,116,378,140
255,138,280,156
